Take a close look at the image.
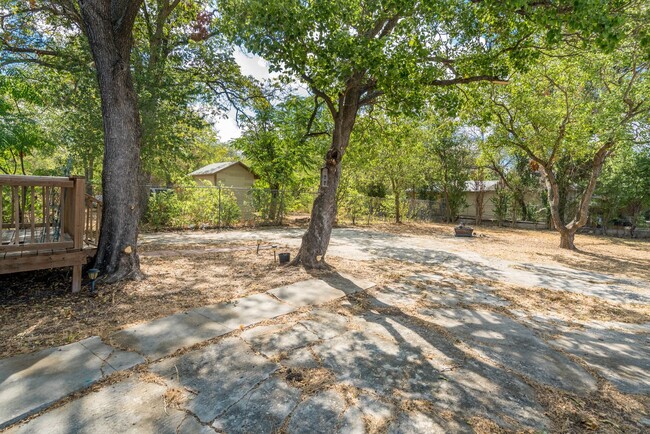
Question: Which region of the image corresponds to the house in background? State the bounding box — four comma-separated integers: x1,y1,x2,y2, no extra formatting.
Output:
459,179,548,228
189,162,258,213
189,161,257,189
461,180,501,221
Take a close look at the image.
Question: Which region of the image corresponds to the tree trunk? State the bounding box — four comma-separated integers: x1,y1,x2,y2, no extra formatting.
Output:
79,0,144,281
629,207,640,239
475,190,484,225
391,179,401,224
559,229,577,250
291,88,359,268
539,141,612,251
394,191,401,224
517,195,528,221
443,189,451,223
268,183,280,222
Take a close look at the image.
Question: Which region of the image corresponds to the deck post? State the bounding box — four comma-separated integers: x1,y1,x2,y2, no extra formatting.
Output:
71,177,85,293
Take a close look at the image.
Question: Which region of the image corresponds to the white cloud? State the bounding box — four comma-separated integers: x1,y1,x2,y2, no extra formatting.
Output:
213,109,241,142
234,49,278,81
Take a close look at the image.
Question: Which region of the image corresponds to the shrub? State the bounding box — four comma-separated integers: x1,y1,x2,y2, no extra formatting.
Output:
341,189,367,225
144,183,241,229
144,190,181,229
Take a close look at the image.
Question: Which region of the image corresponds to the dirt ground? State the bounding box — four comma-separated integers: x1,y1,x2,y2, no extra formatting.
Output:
1,222,648,359
369,221,650,282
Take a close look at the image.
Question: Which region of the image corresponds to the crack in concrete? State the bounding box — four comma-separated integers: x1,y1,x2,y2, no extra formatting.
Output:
210,370,278,423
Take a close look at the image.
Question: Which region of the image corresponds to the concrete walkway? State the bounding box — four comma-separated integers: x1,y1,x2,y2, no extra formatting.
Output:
0,274,374,430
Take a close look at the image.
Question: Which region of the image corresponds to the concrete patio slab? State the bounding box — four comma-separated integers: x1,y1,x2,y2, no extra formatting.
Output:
286,389,348,433
320,272,376,293
150,337,278,424
268,279,348,307
370,281,509,309
110,311,231,360
0,337,143,429
79,336,145,372
6,378,213,434
424,308,597,393
212,377,301,433
387,410,469,434
298,309,350,340
193,292,295,329
550,327,650,394
309,314,550,431
241,323,320,359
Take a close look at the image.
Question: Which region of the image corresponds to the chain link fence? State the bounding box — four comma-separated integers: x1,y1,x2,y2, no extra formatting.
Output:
141,185,647,237
142,186,318,230
141,186,454,230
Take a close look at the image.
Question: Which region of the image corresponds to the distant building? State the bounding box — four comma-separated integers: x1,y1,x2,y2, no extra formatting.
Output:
460,180,547,226
461,180,501,221
189,162,258,214
189,161,257,189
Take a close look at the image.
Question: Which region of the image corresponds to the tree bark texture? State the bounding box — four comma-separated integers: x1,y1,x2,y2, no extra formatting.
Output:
475,190,484,225
291,87,360,268
79,0,144,281
559,229,577,249
539,141,612,250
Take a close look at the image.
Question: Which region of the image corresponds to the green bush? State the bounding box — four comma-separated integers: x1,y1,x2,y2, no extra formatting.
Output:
341,189,367,224
144,183,241,229
145,190,181,229
251,189,284,222
491,189,510,226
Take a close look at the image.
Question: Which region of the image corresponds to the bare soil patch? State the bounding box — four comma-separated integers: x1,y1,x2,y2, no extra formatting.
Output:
364,221,650,282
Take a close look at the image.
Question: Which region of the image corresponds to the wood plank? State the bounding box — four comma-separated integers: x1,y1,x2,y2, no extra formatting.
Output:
1,222,47,229
12,186,19,244
95,206,101,245
0,175,74,188
59,186,65,242
85,197,91,241
72,177,85,249
0,241,74,253
0,249,93,275
0,248,90,266
44,186,50,242
72,264,82,293
30,186,35,243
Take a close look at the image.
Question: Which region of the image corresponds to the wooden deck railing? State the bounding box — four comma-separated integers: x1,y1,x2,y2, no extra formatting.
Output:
0,175,94,292
84,194,102,246
0,175,85,251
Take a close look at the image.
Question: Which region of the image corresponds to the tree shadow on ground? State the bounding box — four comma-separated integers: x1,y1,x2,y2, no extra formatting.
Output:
319,272,648,433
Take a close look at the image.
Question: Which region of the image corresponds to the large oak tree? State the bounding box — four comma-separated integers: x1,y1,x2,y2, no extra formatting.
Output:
1,0,246,281
475,48,648,249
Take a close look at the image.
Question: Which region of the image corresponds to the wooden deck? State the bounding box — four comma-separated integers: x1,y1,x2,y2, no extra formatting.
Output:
0,175,100,292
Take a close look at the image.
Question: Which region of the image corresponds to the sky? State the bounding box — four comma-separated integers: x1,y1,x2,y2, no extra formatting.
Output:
212,50,310,142
211,50,272,142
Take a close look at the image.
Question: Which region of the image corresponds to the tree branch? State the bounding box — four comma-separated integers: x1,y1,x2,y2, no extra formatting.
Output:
431,75,508,86
301,73,337,116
